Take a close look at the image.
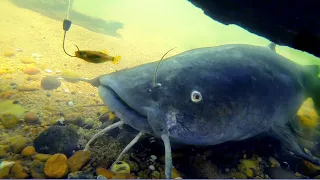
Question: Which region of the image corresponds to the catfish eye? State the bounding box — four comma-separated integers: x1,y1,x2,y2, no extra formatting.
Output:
191,90,202,103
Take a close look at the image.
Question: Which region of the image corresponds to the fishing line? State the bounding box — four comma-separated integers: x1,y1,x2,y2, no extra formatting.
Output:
63,0,76,57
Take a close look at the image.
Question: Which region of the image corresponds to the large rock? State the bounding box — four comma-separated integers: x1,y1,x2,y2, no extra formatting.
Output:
33,125,80,157
188,0,320,58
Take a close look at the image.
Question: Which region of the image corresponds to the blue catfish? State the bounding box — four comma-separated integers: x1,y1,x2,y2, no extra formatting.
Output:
81,43,320,178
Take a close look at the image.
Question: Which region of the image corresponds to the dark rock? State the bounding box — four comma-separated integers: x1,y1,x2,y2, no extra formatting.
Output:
33,125,80,157
98,112,109,123
187,0,320,58
41,76,61,90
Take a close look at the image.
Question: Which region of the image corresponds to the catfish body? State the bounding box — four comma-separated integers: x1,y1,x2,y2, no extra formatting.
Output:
94,44,320,166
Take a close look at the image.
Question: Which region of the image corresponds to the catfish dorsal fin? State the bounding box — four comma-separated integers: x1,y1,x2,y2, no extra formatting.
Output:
267,42,276,51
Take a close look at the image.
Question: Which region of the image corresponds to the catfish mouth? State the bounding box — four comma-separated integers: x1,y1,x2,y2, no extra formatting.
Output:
98,83,154,133
102,85,147,118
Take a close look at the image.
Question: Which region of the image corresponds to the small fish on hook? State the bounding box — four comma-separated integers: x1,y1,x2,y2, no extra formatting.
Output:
62,28,120,64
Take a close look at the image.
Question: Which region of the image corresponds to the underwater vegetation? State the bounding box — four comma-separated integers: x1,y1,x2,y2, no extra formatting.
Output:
10,0,124,38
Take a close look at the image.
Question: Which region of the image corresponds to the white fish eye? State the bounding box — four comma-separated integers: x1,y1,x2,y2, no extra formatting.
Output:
191,90,202,102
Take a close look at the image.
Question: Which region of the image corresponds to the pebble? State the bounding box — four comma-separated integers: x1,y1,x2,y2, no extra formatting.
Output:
45,69,53,73
150,155,157,160
237,159,259,178
64,89,70,93
65,113,84,126
30,160,46,178
33,153,53,162
1,113,19,129
23,67,40,75
99,112,109,123
41,76,61,90
96,167,115,179
21,146,36,156
0,161,15,178
10,136,28,153
20,58,36,64
3,51,15,57
110,161,131,174
97,174,108,180
44,153,68,178
148,165,155,171
151,171,160,179
24,112,40,124
82,118,95,129
67,150,91,172
0,145,9,157
10,161,28,178
56,117,65,125
67,101,74,107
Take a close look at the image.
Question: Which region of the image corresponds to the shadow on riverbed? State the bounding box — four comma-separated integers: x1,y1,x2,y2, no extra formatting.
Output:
10,0,124,38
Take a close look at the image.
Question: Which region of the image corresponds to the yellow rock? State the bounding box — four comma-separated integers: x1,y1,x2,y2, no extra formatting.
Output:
21,146,36,156
3,51,15,57
67,150,91,172
96,167,115,179
44,153,68,178
9,136,28,153
110,161,130,174
0,145,9,157
20,58,36,64
9,161,28,179
23,67,40,75
33,153,53,162
0,161,15,178
237,159,259,178
0,100,25,118
1,113,19,129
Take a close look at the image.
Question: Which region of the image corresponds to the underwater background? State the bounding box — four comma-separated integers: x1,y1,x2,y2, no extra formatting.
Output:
1,0,320,179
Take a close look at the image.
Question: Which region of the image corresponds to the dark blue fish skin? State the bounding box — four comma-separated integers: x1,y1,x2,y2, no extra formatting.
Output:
95,44,320,166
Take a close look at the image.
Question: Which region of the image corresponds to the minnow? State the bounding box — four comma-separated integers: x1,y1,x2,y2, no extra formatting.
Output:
73,45,121,64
